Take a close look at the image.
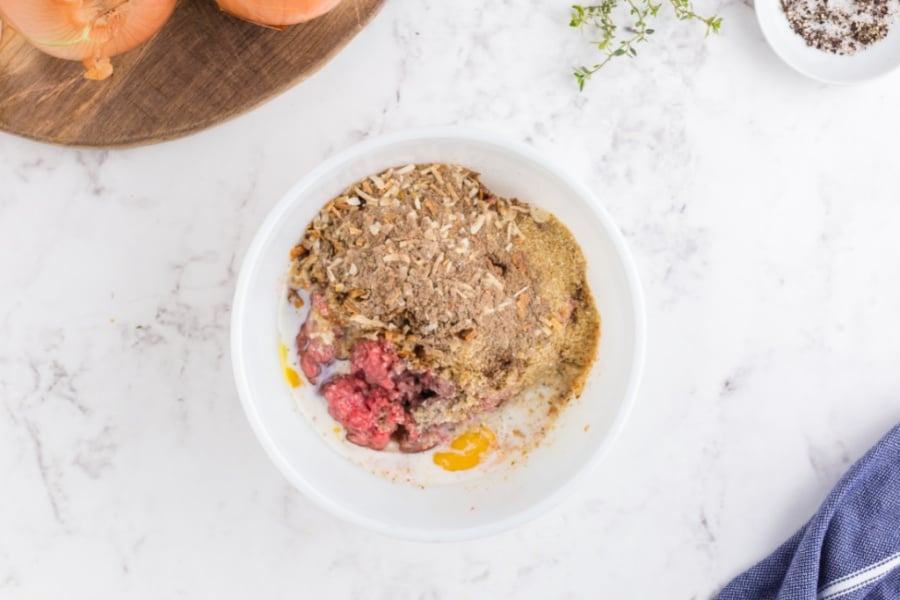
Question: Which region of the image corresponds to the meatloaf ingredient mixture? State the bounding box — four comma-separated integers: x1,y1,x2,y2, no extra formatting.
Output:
288,163,600,453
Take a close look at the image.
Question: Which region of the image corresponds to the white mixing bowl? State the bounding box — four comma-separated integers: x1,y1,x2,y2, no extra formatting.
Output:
231,129,646,541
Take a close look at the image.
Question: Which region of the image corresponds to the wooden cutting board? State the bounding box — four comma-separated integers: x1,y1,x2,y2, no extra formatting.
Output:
0,0,386,148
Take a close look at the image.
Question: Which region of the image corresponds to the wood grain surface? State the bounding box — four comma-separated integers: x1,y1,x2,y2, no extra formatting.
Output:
0,0,386,148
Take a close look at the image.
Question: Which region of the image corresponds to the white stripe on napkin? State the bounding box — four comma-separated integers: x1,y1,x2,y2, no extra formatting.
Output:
818,550,900,600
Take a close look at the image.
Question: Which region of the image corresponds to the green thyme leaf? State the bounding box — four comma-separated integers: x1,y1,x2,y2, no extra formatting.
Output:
569,1,721,88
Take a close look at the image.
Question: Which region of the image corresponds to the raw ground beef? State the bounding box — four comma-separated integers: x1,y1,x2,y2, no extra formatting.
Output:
295,292,339,384
323,376,403,450
299,329,458,452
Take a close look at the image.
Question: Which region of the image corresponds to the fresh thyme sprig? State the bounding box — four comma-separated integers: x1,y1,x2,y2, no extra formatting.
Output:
571,1,722,90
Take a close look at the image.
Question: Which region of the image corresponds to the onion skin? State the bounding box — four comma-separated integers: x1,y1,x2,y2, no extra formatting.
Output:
215,0,343,28
0,0,177,79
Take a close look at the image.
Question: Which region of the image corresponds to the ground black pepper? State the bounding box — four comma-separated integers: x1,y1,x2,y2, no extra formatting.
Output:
781,0,899,54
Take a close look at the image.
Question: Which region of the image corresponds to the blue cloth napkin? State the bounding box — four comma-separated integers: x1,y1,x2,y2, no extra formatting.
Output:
716,423,900,600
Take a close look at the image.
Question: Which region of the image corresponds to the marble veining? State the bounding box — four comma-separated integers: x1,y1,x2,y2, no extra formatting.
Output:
2,0,900,597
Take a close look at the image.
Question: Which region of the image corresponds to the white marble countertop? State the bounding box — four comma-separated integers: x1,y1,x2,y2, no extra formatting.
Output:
3,0,900,597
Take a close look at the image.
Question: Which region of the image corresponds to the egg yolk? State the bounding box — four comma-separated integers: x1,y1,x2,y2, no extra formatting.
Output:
279,344,301,388
433,427,496,471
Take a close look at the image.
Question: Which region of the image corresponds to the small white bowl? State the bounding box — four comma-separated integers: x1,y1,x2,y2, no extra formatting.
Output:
756,0,900,84
231,129,646,541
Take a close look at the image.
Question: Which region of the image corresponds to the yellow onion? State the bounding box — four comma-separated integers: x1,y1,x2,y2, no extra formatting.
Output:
216,0,343,28
0,0,177,80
